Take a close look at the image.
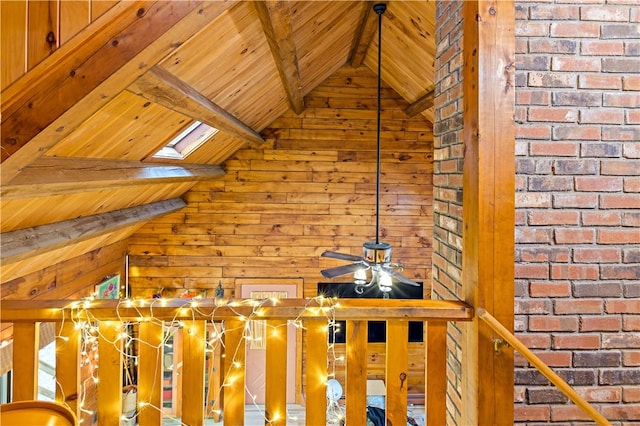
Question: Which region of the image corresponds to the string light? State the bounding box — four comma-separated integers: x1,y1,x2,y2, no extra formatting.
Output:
43,294,343,424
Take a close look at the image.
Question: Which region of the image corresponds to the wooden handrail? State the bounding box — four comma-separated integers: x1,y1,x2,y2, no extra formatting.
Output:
0,298,473,322
477,308,612,426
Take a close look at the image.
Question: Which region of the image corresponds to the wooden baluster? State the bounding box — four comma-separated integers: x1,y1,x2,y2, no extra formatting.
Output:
12,322,39,401
426,321,447,425
265,319,287,426
223,319,245,425
182,319,206,426
304,319,327,425
138,321,163,425
208,327,223,422
56,321,81,416
345,320,367,425
386,320,409,425
97,321,123,425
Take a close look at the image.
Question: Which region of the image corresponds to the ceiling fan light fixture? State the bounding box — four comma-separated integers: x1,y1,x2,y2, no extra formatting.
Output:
318,3,421,297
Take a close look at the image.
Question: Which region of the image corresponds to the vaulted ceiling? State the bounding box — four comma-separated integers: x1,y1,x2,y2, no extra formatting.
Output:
1,1,435,283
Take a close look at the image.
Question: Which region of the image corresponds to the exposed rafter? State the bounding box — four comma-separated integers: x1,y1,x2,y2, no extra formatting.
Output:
1,157,224,200
1,198,186,266
254,0,305,115
404,88,435,117
1,0,237,183
128,66,264,147
349,1,377,67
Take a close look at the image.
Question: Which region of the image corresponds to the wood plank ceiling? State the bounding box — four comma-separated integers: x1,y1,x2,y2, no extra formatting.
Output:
0,0,435,283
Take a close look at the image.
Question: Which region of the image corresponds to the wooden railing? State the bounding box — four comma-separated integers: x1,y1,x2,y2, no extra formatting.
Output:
0,298,473,425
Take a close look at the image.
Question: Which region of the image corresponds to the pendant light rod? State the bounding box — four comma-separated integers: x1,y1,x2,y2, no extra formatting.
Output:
374,3,386,245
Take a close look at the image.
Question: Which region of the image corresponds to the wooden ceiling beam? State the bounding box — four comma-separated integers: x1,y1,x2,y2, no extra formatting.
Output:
1,157,224,200
254,1,305,115
1,0,237,183
128,66,264,147
404,88,435,118
1,198,186,266
349,1,377,67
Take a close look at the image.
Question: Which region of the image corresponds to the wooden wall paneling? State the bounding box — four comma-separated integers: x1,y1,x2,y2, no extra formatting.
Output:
265,319,287,426
1,0,27,90
1,0,236,181
11,322,39,401
182,319,206,426
0,241,126,298
56,321,81,417
386,320,409,425
91,0,119,21
97,321,123,424
138,320,163,425
223,319,245,425
345,320,367,425
461,0,516,424
304,319,327,425
27,0,59,69
0,225,132,284
59,0,90,44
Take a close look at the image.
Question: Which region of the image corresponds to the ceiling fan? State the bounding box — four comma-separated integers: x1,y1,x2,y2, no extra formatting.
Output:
320,3,420,297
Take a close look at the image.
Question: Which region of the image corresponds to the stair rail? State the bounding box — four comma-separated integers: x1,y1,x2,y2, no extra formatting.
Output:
477,308,612,426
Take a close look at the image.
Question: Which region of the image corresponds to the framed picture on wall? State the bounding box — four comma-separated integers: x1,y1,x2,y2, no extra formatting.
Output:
95,275,120,299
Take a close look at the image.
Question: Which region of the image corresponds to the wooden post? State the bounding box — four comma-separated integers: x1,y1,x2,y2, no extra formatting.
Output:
345,320,367,425
97,321,123,425
12,322,39,401
265,319,287,426
138,321,163,425
426,321,447,425
56,321,81,416
386,320,409,426
462,0,516,424
304,319,327,425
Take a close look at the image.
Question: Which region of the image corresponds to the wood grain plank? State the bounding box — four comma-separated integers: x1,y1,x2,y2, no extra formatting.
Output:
1,198,186,265
182,320,206,425
404,88,435,118
138,321,163,425
349,1,376,67
59,0,90,44
265,319,287,425
304,319,327,425
27,0,59,69
91,0,120,20
254,0,304,114
223,319,245,425
386,320,409,425
1,0,236,182
345,320,367,425
461,1,516,424
97,321,123,424
12,322,39,401
56,321,81,417
128,65,264,146
1,0,27,90
1,157,224,200
426,322,447,425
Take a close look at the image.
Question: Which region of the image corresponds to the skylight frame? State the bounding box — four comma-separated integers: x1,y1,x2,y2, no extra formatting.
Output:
153,121,218,160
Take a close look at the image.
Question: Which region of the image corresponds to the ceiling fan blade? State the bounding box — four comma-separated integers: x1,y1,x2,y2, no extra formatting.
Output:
321,251,363,262
387,269,421,287
321,263,365,279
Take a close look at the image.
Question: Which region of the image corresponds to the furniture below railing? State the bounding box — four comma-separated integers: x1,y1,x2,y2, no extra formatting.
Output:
0,298,473,426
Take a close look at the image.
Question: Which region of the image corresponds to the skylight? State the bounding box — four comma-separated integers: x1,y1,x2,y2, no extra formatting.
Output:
153,121,218,160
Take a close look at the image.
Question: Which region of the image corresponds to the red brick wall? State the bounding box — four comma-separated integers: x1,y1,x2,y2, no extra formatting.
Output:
515,0,640,422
